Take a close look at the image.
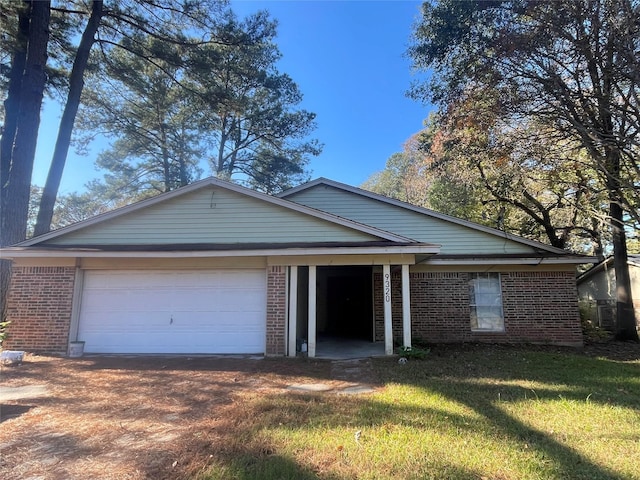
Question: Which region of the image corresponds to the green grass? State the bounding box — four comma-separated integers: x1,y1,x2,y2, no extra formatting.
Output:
199,346,640,480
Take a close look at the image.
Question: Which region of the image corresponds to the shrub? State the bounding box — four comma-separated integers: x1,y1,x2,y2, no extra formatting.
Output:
0,320,10,347
397,345,431,360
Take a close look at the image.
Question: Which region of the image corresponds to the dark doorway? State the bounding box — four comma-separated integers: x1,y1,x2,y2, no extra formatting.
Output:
317,266,373,341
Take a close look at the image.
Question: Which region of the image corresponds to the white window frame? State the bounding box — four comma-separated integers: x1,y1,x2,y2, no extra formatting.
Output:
469,272,505,332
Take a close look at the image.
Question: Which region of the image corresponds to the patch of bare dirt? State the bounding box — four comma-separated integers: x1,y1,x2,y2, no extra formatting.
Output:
0,355,342,480
582,339,640,361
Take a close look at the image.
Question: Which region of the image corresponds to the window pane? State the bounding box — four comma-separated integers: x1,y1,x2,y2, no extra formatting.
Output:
476,276,500,293
470,273,504,331
476,306,503,326
475,293,501,306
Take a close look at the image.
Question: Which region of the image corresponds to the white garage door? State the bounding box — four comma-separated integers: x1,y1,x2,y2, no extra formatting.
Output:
77,269,266,354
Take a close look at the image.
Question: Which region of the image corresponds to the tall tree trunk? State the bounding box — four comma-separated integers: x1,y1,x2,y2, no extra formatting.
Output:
609,202,638,341
0,3,30,323
178,126,188,187
606,150,638,341
1,0,50,247
0,3,30,203
33,0,103,236
1,0,51,322
160,125,171,192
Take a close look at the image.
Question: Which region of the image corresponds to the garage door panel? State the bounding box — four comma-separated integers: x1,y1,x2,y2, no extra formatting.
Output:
78,269,266,354
83,293,170,313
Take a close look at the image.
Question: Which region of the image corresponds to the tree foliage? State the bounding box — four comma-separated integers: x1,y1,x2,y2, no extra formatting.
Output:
362,152,426,203
2,0,229,242
1,0,319,317
436,94,608,253
33,0,103,236
187,11,320,192
2,1,320,242
409,0,639,339
77,37,205,199
77,9,319,204
364,113,606,254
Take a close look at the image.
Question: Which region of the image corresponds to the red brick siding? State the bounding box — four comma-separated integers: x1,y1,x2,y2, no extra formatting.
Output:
374,270,583,346
501,271,583,345
266,266,286,355
4,266,76,352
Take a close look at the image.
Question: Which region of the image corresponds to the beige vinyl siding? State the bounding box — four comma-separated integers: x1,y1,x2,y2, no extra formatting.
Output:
579,263,640,303
45,186,379,245
578,268,615,301
286,185,536,255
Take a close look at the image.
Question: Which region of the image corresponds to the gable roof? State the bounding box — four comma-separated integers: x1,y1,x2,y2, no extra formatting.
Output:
18,177,420,247
577,255,640,283
279,177,570,255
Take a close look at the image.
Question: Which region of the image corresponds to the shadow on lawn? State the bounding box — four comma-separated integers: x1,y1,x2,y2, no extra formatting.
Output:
194,345,638,480
72,355,339,376
238,394,625,480
181,390,505,480
369,345,640,480
4,346,637,479
0,403,35,422
421,344,640,411
412,382,626,480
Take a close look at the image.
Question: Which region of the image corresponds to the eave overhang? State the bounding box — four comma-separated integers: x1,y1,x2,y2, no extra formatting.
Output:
0,242,441,260
418,254,599,266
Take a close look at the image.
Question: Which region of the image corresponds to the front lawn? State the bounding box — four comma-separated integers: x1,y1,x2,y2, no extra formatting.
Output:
202,345,640,480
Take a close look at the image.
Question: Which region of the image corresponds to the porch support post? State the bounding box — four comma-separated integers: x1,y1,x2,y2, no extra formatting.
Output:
308,265,317,358
402,264,411,349
383,264,393,355
287,266,298,357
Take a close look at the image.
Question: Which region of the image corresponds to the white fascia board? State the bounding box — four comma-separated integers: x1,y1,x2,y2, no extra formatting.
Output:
1,244,440,259
280,178,570,255
17,177,416,246
577,257,612,281
421,256,599,266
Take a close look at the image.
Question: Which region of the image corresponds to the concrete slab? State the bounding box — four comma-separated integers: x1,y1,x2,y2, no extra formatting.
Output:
0,385,48,402
315,339,385,360
287,383,333,392
337,385,376,395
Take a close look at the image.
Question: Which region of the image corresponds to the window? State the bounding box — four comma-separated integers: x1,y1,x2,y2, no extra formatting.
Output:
469,273,504,332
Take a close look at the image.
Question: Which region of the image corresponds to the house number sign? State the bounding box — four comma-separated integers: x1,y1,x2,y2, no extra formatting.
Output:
384,273,391,303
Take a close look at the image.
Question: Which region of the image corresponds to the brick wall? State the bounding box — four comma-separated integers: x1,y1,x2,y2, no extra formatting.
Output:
374,270,583,347
4,266,76,352
266,266,286,355
501,271,583,345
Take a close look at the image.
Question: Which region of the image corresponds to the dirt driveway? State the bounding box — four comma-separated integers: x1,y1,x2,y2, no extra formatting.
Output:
0,354,356,480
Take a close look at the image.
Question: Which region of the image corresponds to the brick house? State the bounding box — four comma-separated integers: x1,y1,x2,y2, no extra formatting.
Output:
1,177,592,356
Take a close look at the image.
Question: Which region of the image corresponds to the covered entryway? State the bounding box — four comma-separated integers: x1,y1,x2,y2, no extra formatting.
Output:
287,266,383,358
77,269,266,354
315,266,377,359
287,263,415,358
318,266,373,341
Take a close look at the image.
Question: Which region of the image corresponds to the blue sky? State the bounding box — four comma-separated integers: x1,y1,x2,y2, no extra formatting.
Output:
32,0,432,194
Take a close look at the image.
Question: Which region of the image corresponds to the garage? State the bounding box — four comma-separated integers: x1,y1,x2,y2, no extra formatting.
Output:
77,269,267,354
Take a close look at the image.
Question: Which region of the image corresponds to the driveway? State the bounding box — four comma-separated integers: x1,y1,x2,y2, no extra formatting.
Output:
0,354,366,480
